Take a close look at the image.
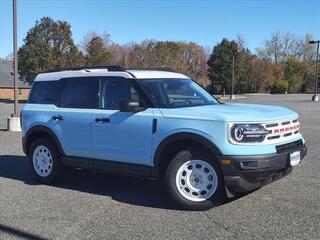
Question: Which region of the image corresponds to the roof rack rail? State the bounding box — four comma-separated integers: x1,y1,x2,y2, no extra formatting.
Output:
44,65,124,73
126,67,175,72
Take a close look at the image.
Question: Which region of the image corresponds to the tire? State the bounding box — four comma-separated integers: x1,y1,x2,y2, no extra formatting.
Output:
28,137,64,184
165,147,225,210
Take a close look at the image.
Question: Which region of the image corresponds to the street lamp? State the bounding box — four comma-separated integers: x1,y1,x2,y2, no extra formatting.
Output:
309,40,319,102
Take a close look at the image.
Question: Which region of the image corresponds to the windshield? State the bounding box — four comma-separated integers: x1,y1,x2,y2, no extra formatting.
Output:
138,78,219,108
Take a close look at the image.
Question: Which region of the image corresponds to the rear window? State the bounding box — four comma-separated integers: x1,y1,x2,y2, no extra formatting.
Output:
28,80,64,104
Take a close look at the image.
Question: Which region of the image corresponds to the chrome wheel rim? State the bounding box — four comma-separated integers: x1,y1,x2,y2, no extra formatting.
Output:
175,160,218,202
32,146,53,177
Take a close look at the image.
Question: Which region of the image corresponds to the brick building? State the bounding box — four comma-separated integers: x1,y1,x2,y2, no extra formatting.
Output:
0,60,30,99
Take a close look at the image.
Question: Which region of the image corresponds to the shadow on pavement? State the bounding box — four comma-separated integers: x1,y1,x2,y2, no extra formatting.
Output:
0,224,48,240
0,155,250,210
0,155,176,210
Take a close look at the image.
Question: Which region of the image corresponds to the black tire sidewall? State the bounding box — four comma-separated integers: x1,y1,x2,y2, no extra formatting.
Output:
28,138,64,184
165,148,225,211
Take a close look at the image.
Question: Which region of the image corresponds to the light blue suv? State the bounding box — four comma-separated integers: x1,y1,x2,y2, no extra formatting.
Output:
21,66,307,210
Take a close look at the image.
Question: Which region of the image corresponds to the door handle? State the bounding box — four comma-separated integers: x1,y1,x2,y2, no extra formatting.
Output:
95,117,110,123
52,115,64,121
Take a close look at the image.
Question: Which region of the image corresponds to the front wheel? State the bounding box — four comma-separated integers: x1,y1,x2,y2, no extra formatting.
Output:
165,149,225,210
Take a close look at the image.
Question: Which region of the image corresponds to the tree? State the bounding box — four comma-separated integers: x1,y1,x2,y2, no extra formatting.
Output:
85,36,113,66
272,80,289,93
126,40,209,87
257,32,283,62
18,17,83,83
248,57,274,92
302,33,317,61
257,32,308,62
108,43,128,66
207,39,235,94
270,62,286,93
16,17,316,94
180,42,209,87
284,57,312,93
207,38,252,94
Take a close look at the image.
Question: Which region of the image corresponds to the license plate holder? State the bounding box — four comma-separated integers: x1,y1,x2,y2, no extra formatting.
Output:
289,151,301,167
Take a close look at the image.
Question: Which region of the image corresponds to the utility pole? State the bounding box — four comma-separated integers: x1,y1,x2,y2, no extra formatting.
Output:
230,54,235,99
309,40,319,102
13,0,19,115
230,48,239,100
7,0,21,131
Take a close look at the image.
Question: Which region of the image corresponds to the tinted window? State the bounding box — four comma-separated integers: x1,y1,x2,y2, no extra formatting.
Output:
28,80,64,104
61,77,98,108
100,77,141,110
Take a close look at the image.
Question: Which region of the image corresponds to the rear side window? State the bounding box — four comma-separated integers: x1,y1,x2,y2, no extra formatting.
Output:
61,77,98,108
28,80,64,104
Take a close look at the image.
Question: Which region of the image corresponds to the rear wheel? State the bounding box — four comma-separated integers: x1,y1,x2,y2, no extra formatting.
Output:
165,148,225,210
28,138,64,184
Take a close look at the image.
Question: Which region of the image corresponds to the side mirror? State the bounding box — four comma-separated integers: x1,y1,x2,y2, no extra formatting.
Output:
119,100,146,112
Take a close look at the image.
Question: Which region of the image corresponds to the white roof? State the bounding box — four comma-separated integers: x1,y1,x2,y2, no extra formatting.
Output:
34,68,189,82
126,70,189,79
34,69,133,81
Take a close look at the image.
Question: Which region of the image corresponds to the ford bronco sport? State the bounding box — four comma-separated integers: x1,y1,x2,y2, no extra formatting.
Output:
21,66,307,210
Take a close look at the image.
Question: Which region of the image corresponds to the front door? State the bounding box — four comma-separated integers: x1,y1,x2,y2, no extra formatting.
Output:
91,77,154,166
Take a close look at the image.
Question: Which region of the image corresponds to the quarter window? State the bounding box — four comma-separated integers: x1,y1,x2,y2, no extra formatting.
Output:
29,80,64,104
61,77,98,108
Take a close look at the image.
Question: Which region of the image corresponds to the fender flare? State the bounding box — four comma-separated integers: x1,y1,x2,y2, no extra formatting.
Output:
24,125,65,155
153,132,222,174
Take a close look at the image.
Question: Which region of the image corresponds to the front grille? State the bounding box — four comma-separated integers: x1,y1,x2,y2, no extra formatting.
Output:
276,139,303,154
266,123,278,128
262,118,301,144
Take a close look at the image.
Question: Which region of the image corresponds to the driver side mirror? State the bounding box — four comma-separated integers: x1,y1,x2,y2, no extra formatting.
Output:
119,100,146,113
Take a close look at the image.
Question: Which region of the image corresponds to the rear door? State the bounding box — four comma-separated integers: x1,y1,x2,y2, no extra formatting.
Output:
55,77,99,159
91,77,154,166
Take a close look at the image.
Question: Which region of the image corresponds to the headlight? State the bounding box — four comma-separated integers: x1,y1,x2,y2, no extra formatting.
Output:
230,124,269,143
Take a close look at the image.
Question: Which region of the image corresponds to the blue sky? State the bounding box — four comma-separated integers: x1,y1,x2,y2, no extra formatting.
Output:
0,0,319,58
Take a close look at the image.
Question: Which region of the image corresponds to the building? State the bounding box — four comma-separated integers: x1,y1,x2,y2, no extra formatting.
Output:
0,60,30,99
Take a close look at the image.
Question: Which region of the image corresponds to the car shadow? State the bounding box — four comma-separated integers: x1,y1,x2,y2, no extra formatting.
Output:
0,155,177,210
0,155,250,210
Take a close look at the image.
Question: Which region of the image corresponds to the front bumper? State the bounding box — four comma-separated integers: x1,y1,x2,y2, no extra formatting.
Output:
219,142,307,194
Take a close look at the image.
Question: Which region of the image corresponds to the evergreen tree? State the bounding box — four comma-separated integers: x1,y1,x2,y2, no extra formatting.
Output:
85,36,113,66
18,17,83,83
207,39,239,94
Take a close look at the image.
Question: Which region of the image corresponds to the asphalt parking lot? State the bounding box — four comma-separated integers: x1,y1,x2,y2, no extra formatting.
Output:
0,94,319,240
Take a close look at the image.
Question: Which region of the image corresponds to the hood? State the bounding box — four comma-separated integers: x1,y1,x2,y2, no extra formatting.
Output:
160,103,298,122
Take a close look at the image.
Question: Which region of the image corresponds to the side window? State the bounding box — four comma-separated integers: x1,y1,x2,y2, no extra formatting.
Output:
61,77,98,108
100,77,141,110
28,80,64,104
